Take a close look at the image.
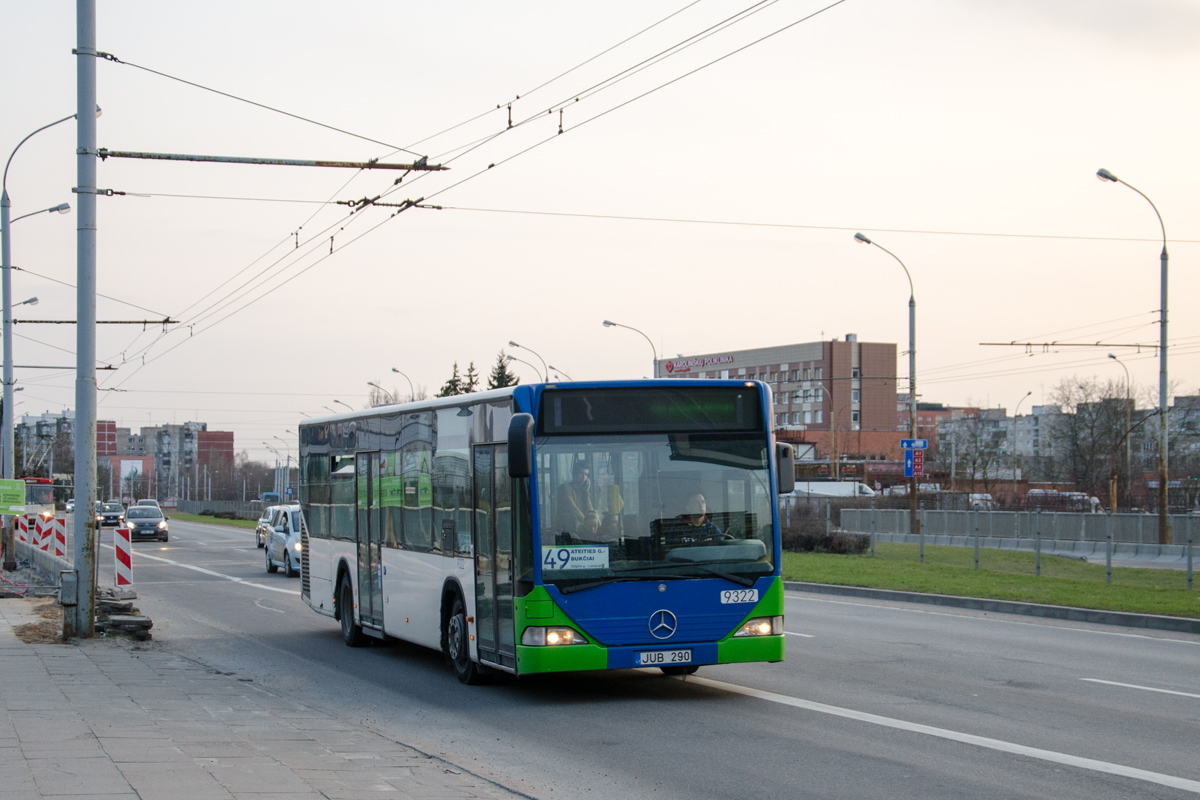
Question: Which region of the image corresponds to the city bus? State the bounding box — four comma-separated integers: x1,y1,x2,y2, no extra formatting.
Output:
21,477,55,521
298,380,794,684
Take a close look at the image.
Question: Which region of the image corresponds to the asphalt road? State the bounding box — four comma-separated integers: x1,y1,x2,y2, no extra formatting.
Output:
96,519,1200,800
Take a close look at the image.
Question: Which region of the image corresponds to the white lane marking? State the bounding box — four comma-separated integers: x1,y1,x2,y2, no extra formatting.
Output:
98,543,300,596
688,675,1200,795
784,631,815,638
785,593,1200,646
1081,678,1200,700
255,599,286,614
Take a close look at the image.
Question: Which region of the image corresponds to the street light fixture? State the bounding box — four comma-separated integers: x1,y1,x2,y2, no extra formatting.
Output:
390,367,415,402
602,320,659,378
333,399,353,411
1096,167,1170,544
3,108,96,576
508,340,547,381
506,354,542,381
854,232,918,541
367,381,393,405
1011,390,1032,506
548,365,573,381
1108,353,1133,512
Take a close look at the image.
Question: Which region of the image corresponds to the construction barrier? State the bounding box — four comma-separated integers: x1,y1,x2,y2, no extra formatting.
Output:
53,518,66,558
114,527,132,586
16,515,27,544
35,517,51,552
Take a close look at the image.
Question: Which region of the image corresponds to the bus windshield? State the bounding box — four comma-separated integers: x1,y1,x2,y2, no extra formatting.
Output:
536,432,774,592
25,484,53,506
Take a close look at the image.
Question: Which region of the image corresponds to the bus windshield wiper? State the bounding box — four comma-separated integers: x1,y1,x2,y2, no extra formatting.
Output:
665,559,757,587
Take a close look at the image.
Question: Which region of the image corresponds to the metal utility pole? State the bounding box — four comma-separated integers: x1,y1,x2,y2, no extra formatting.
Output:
69,0,98,639
1097,168,1170,545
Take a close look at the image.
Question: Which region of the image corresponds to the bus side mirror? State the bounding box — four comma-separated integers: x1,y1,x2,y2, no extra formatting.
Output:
776,442,795,495
508,413,535,478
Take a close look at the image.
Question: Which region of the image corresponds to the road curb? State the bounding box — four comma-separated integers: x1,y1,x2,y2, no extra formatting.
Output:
783,581,1200,635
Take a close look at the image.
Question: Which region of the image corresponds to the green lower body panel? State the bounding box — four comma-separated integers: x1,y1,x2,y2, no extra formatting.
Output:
516,643,608,674
717,634,785,664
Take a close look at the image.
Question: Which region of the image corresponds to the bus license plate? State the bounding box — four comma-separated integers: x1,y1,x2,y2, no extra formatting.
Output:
637,649,692,666
720,588,759,604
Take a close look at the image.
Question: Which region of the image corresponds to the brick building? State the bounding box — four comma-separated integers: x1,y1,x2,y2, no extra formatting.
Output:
658,336,903,463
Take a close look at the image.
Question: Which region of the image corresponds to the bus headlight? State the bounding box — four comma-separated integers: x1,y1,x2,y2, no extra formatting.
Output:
521,626,588,646
733,616,783,637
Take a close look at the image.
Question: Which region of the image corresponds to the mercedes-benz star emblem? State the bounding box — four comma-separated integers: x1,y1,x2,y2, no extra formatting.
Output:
648,609,678,640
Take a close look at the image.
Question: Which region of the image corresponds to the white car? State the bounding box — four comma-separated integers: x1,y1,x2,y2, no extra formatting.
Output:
255,506,276,548
264,504,302,577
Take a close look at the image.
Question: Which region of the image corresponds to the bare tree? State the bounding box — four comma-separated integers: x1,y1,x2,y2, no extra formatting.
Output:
1046,376,1127,501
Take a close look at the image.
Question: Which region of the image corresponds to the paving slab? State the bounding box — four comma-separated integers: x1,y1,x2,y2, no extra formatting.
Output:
0,598,524,800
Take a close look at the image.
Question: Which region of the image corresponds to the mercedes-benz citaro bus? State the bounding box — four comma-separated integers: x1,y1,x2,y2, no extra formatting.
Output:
298,381,794,684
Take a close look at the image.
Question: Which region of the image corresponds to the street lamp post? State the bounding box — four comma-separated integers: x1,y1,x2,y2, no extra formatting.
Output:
854,233,918,542
508,340,547,382
263,443,282,499
603,320,659,378
272,436,292,499
390,367,415,401
1097,168,1170,544
506,354,541,382
367,381,393,405
333,399,353,411
1108,353,1133,512
1012,390,1032,507
4,111,81,574
547,365,573,381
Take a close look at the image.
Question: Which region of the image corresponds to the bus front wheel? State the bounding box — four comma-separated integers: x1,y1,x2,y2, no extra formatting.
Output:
447,596,490,685
339,576,367,648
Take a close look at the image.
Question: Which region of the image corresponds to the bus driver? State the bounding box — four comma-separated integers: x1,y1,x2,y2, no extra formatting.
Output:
659,492,725,547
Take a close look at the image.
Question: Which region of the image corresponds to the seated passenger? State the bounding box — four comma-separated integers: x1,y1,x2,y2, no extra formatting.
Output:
658,492,724,547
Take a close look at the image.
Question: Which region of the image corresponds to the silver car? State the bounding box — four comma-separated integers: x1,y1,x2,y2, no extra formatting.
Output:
264,505,302,577
125,505,169,542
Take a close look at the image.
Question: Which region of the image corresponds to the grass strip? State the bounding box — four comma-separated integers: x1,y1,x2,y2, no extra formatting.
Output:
168,512,256,530
781,543,1200,620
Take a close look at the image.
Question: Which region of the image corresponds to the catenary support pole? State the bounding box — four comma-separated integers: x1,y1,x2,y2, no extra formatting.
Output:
1035,508,1041,577
70,0,98,640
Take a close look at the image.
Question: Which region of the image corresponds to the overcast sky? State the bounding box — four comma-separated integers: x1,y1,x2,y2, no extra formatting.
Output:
2,0,1197,465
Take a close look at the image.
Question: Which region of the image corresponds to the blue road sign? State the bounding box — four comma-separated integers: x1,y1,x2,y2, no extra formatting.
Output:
901,438,928,450
904,450,915,478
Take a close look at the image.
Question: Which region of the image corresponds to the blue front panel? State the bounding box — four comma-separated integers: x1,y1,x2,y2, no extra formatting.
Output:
545,574,772,647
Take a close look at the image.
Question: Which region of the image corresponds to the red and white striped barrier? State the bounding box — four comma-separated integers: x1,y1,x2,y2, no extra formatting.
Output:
53,518,66,557
35,517,51,552
16,515,28,544
114,527,132,586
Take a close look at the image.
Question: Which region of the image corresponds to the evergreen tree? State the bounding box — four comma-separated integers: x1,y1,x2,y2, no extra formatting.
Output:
437,362,463,397
487,350,521,389
463,362,480,394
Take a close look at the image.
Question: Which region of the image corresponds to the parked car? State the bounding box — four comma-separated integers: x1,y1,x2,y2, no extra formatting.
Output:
124,505,169,542
255,505,276,548
95,501,125,527
65,499,75,514
265,504,302,577
135,498,161,509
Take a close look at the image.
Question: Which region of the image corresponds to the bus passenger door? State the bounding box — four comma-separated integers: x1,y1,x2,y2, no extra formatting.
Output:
472,444,516,670
355,452,384,628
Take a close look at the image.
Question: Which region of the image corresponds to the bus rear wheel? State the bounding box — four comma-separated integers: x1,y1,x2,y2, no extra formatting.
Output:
447,596,490,685
661,665,699,676
339,576,367,648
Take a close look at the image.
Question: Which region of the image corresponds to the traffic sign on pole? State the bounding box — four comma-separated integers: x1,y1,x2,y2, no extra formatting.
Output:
913,449,925,477
901,439,928,450
904,450,915,478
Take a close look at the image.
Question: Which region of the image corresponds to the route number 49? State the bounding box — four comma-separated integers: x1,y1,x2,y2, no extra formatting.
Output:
544,548,573,569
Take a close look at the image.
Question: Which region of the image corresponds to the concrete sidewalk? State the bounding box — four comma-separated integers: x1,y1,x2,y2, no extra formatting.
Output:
0,598,523,800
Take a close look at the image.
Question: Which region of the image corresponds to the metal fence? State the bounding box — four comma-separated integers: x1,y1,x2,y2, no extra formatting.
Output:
840,508,1196,547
